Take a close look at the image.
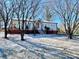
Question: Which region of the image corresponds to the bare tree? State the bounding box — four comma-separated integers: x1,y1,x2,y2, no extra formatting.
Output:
31,0,42,35
51,0,79,39
0,0,15,38
44,6,53,21
14,0,42,40
13,0,23,30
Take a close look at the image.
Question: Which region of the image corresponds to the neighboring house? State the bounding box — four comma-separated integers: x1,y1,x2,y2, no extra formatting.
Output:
0,19,58,34
9,20,58,31
0,20,4,29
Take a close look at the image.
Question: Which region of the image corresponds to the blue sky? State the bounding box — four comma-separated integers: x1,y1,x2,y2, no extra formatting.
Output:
53,16,61,26
38,0,61,27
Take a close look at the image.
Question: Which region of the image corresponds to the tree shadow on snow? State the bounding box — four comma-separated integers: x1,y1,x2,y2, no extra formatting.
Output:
8,37,79,59
0,48,15,59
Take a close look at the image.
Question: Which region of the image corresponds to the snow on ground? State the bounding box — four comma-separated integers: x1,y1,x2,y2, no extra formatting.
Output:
0,32,79,59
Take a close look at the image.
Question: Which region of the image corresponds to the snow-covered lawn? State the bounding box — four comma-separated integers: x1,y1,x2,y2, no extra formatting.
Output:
0,32,79,59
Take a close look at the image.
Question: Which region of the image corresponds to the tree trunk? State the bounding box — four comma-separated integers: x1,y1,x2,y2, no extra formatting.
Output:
68,33,73,39
33,22,36,35
18,19,20,30
21,20,25,41
21,31,25,41
4,23,8,38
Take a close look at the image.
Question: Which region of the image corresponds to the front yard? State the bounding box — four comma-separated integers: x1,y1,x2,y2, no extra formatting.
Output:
0,32,79,59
